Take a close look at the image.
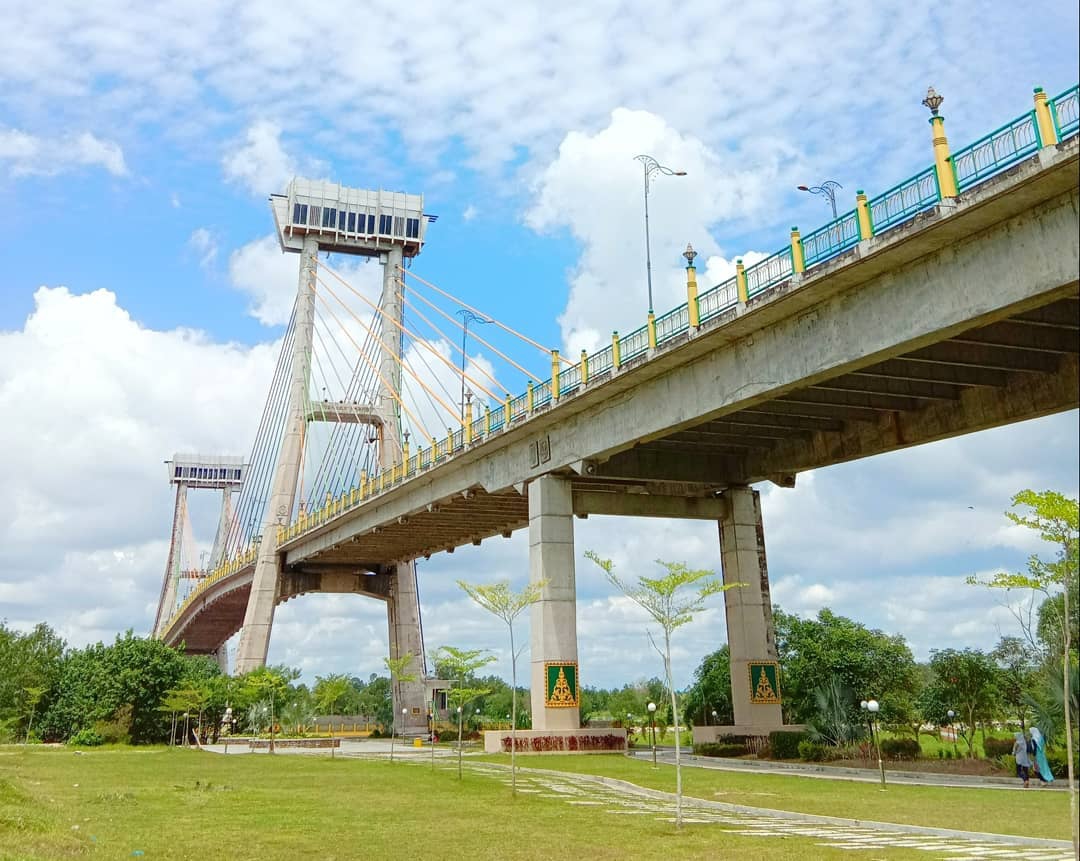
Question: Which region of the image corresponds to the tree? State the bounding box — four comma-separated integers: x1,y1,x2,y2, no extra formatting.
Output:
681,647,733,728
384,653,417,762
457,578,544,796
314,674,360,716
967,489,1078,857
432,646,495,779
774,608,919,727
0,622,65,742
586,552,735,829
991,636,1037,729
927,649,998,756
242,667,289,752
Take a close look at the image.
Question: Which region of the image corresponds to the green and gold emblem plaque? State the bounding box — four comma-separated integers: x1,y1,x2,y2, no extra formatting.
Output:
544,662,579,708
747,661,781,704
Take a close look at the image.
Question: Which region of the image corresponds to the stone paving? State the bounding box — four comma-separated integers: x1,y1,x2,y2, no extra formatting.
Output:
434,761,1074,861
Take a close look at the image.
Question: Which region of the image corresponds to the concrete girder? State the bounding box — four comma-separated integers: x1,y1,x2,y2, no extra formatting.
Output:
744,352,1079,481
850,358,1011,388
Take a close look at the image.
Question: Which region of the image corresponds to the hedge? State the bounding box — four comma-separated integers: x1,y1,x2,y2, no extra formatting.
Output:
769,730,808,759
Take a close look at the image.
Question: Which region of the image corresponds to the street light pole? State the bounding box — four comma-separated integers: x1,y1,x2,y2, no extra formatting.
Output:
456,309,492,421
797,181,842,219
947,709,957,758
647,701,657,768
861,699,886,789
634,155,687,314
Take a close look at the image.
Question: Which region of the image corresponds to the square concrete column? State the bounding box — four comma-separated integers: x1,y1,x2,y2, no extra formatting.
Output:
387,560,429,737
528,475,580,730
719,486,783,731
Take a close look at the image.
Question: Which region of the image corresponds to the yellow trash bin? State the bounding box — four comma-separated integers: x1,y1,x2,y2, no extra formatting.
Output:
413,737,423,748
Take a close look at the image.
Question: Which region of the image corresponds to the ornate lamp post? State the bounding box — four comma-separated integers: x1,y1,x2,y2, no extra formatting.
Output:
861,699,886,789
797,181,842,219
711,709,718,726
947,709,958,758
633,155,687,314
181,712,190,748
647,702,658,767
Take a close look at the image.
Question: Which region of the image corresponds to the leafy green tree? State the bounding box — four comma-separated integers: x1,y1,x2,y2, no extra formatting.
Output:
681,647,733,727
991,636,1038,729
432,645,495,777
807,677,862,747
314,674,361,715
0,622,65,742
927,648,998,757
242,667,290,752
774,608,919,726
586,552,735,830
457,579,544,796
357,675,393,727
967,489,1078,856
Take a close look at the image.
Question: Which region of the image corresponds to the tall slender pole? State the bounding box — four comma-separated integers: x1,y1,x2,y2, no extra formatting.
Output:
642,163,654,314
460,316,469,421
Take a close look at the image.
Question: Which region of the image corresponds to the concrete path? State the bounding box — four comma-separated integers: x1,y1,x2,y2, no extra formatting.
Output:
629,749,1069,791
448,761,1075,861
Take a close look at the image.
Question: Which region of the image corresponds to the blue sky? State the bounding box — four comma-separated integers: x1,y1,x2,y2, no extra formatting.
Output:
1,0,1077,689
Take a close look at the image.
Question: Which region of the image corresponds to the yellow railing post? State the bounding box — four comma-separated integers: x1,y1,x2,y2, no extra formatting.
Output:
735,259,748,303
503,393,511,426
611,330,621,370
856,190,873,240
1033,87,1058,147
430,436,438,461
686,256,700,328
527,381,534,412
923,89,958,198
403,434,411,474
551,350,560,402
464,399,474,444
580,349,589,386
379,470,385,493
360,469,368,499
647,312,657,349
790,228,805,274
447,427,454,454
484,405,492,435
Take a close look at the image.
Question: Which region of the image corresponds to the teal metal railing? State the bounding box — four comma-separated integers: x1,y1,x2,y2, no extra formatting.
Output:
867,165,939,232
263,82,1080,552
951,111,1041,190
1051,84,1079,139
801,210,861,267
746,247,794,297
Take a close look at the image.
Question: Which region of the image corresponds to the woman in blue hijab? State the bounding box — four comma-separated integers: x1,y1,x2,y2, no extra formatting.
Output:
1029,727,1054,785
1013,731,1032,787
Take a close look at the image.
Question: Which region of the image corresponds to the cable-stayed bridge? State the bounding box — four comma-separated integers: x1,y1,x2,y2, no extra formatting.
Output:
153,84,1079,741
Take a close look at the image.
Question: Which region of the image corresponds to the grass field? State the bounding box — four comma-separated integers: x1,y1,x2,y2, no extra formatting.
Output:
479,753,1072,840
0,746,1005,861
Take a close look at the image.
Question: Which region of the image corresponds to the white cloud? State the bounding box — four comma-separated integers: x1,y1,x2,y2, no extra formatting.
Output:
221,120,296,196
462,204,478,222
525,108,784,353
0,127,127,177
187,228,218,269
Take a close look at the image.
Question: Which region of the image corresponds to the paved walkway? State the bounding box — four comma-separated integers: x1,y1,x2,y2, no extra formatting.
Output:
446,761,1074,861
628,749,1069,791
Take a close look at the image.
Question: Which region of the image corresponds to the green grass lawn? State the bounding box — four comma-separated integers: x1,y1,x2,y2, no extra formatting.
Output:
0,746,953,861
478,753,1072,841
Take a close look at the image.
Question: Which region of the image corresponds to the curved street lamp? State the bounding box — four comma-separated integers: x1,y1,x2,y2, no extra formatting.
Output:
634,155,687,314
797,181,842,219
456,309,492,420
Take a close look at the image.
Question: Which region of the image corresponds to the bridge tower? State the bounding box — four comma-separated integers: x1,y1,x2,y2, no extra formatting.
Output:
235,179,431,733
154,454,247,669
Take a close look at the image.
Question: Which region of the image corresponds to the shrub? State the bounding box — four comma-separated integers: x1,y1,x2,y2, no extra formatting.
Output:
769,730,808,759
1046,750,1080,779
982,737,1013,759
797,740,834,762
880,738,920,760
693,742,746,758
69,728,104,747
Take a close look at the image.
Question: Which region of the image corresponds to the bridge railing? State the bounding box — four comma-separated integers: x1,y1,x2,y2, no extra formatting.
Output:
697,275,739,323
250,82,1080,557
950,111,1041,191
1051,84,1079,139
867,165,940,232
801,209,861,267
745,247,794,297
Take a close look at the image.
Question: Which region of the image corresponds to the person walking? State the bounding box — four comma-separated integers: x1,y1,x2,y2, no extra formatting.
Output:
1013,731,1032,787
1029,727,1054,786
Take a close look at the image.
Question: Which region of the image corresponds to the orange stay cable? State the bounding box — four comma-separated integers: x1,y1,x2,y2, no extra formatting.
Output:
397,265,575,366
